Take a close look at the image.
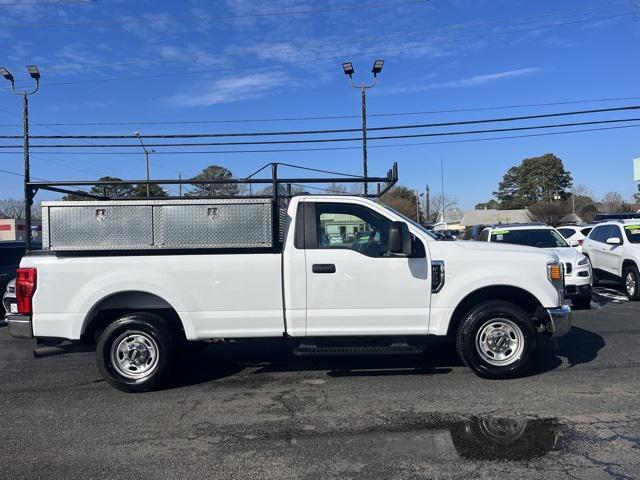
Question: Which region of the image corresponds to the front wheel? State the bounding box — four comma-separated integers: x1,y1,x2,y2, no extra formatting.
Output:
623,265,640,301
96,313,175,393
456,301,537,379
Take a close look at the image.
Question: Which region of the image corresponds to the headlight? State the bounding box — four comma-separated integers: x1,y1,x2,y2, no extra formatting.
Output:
548,263,563,282
547,261,564,304
578,256,589,266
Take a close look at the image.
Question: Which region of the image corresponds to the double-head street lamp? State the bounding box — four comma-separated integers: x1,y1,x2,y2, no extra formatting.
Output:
1,65,40,251
134,132,154,197
342,59,384,196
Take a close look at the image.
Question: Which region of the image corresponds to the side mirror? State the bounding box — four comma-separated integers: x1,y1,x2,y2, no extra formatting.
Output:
606,237,622,246
388,221,412,256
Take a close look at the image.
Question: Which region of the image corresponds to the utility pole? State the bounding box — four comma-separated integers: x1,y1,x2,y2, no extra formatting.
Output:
415,189,420,223
425,184,430,222
441,159,446,229
0,66,40,252
342,60,384,196
134,132,153,197
179,172,182,197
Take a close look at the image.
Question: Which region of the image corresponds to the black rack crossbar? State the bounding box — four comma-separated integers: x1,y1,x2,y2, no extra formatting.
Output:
24,161,398,252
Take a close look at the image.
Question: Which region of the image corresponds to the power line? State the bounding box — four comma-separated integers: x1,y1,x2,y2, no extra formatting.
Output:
4,0,428,28
0,105,179,176
1,117,638,149
8,10,630,89
1,95,637,128
3,105,638,139
3,123,638,156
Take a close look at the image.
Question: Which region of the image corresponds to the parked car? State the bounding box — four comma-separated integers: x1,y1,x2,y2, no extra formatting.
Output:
593,213,640,222
581,220,640,300
432,230,460,240
478,224,592,309
3,278,16,317
7,196,570,392
556,225,594,252
0,241,41,314
462,224,488,241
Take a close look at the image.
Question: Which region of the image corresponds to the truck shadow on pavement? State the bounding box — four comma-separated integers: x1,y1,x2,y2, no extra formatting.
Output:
530,326,606,374
170,326,605,388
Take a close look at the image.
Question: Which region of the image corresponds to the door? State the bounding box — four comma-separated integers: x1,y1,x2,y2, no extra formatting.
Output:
600,225,624,276
586,225,607,270
303,201,431,336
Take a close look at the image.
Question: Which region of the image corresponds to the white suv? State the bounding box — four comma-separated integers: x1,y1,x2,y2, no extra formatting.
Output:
556,225,594,252
478,224,592,309
582,220,640,300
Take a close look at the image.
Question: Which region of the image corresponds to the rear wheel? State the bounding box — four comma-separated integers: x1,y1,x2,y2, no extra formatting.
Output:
623,265,640,301
97,313,175,393
456,301,536,379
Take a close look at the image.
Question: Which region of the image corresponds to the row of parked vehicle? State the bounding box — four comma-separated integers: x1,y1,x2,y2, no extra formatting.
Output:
462,216,640,305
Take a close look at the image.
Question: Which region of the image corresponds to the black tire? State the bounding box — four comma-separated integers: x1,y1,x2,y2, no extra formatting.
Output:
456,300,537,379
572,295,592,310
96,312,175,393
623,265,640,301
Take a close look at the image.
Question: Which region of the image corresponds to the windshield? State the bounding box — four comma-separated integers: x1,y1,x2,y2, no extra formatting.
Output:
489,228,569,248
378,203,439,240
624,224,640,243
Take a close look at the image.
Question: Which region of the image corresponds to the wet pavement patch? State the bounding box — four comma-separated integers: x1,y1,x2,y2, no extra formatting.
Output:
227,415,565,462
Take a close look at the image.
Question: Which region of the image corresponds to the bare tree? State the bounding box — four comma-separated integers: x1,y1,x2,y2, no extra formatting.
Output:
529,200,571,227
427,194,459,222
326,182,348,194
599,192,625,213
0,199,26,219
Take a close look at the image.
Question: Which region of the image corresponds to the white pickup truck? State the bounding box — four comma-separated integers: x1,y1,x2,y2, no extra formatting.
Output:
8,195,570,392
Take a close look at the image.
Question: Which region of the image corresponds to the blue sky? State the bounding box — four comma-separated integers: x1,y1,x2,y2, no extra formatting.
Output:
0,0,639,209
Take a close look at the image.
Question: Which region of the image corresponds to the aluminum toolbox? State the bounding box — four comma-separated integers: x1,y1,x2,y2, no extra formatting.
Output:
41,198,274,251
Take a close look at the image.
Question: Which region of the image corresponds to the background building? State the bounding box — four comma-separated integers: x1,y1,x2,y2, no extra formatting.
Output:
0,219,42,242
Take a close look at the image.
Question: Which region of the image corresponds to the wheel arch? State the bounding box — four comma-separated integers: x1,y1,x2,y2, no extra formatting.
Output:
81,290,186,344
622,258,639,271
446,285,544,338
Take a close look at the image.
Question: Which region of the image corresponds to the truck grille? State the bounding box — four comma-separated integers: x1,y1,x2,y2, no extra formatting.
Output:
565,263,573,275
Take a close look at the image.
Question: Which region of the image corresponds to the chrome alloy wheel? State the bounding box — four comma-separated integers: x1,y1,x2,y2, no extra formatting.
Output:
626,271,637,297
110,331,160,379
475,318,525,366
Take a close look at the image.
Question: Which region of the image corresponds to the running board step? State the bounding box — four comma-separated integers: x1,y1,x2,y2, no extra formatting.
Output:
293,345,425,357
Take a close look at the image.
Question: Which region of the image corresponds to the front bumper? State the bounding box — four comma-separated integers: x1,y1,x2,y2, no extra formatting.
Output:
6,314,34,339
546,305,572,338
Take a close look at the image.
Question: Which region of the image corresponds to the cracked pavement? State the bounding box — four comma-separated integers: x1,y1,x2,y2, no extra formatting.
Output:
1,291,639,479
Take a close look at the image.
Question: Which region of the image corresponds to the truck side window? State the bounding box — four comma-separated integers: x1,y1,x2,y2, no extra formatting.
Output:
316,203,390,257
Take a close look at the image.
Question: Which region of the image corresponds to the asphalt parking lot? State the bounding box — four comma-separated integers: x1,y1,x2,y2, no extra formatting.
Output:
1,285,639,480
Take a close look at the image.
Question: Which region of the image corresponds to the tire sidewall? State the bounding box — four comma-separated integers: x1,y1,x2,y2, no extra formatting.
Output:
457,301,536,379
623,266,640,301
97,314,174,393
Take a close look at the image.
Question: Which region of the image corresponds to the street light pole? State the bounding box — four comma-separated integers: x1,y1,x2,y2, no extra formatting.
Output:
1,65,40,252
342,60,384,196
361,87,368,193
